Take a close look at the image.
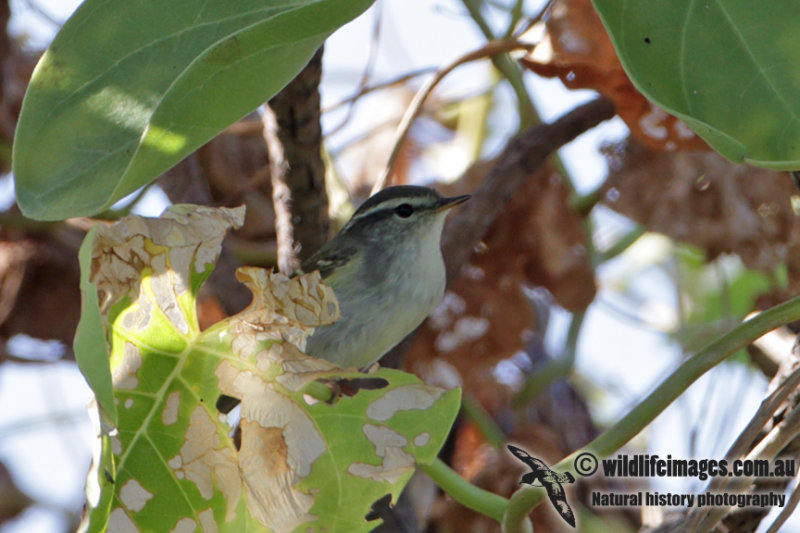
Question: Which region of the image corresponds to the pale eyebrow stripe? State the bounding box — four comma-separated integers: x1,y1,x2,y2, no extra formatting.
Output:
350,196,433,220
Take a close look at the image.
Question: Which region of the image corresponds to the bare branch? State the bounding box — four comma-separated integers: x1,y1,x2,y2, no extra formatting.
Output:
266,47,330,270
373,38,537,193
443,96,616,284
765,464,800,533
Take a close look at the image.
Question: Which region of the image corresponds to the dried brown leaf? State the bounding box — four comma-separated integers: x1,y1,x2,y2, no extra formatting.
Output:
603,140,799,275
408,165,595,412
521,0,708,152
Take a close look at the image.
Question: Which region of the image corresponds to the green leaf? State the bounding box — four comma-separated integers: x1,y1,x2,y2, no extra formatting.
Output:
79,205,460,532
74,225,116,428
673,248,774,354
592,0,800,170
13,0,374,220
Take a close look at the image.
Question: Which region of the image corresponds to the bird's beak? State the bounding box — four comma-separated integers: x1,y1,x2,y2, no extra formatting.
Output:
437,194,470,213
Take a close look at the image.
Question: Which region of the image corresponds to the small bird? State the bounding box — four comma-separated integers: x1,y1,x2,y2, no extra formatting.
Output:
215,185,467,414
507,445,576,528
302,185,469,369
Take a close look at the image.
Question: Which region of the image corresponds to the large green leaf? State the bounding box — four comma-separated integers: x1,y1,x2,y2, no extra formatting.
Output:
592,0,800,170
78,204,460,533
13,0,374,220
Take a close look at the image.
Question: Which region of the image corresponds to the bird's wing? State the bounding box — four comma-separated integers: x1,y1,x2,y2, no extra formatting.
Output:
544,482,576,528
302,246,358,279
542,471,575,485
507,445,545,471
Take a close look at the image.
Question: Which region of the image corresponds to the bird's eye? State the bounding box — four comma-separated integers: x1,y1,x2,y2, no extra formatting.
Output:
395,203,413,218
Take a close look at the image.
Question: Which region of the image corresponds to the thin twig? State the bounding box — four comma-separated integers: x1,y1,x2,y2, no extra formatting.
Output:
681,364,800,531
461,0,538,128
328,86,494,159
20,0,62,27
728,365,800,462
503,295,800,530
690,399,800,533
765,465,800,533
509,0,557,38
373,38,535,193
322,3,385,137
322,67,435,115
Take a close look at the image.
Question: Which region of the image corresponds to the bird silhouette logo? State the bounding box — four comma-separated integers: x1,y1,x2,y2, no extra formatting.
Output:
507,445,576,527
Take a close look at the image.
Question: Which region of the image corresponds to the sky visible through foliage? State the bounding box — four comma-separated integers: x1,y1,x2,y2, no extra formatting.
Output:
0,0,791,532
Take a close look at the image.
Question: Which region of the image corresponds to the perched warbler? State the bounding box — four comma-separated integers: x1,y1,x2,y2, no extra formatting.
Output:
302,185,469,368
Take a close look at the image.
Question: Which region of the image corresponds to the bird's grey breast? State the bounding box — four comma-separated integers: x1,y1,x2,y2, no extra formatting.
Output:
305,233,445,368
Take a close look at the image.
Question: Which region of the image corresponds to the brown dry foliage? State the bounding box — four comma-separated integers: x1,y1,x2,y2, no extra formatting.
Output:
406,162,595,413
603,139,800,303
403,162,605,532
521,0,708,152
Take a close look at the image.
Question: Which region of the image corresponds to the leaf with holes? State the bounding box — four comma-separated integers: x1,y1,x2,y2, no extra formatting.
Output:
77,204,460,533
13,0,375,220
593,0,800,169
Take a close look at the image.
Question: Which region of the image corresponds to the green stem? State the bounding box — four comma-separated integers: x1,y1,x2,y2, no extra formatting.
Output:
462,0,494,38
503,488,536,533
504,294,800,526
563,310,585,367
418,457,508,522
503,0,525,39
461,395,506,448
460,0,538,129
424,297,800,530
581,297,800,459
461,0,595,254
600,225,646,262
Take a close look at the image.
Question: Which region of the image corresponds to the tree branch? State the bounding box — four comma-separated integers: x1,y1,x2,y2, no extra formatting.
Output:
374,39,537,192
266,47,329,272
442,96,616,284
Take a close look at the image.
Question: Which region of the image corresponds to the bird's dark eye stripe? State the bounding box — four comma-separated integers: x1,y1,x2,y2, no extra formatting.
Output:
349,199,432,223
395,203,413,217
